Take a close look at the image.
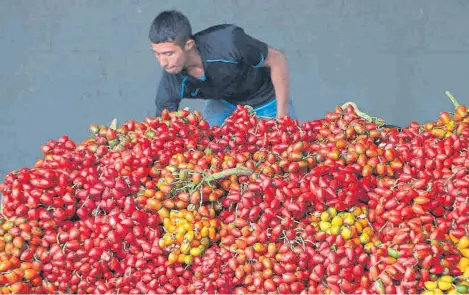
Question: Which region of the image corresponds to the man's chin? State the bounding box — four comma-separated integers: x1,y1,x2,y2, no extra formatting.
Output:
165,68,181,74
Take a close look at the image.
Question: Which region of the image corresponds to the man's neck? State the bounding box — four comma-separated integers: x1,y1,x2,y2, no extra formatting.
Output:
184,48,205,78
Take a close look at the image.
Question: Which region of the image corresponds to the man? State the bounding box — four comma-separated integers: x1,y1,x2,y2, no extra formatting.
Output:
149,10,297,126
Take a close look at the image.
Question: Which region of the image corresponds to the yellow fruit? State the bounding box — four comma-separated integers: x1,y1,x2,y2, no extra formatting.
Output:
174,210,183,219
327,207,337,218
433,288,443,294
162,233,174,246
146,198,162,211
420,291,433,295
200,226,209,238
168,210,177,219
461,249,469,259
175,232,185,244
354,222,363,233
464,267,469,279
177,254,187,263
168,224,179,233
458,236,469,249
340,226,353,240
351,207,362,217
208,208,216,218
190,247,202,257
158,238,165,248
449,233,459,244
320,211,331,222
359,233,370,244
425,281,437,290
158,208,169,219
358,218,368,227
184,255,193,265
362,227,374,238
163,217,174,228
208,227,216,240
330,225,340,235
176,226,186,235
184,212,195,223
364,242,373,253
180,240,191,254
253,243,266,253
458,257,469,272
439,275,453,283
209,219,218,227
200,237,209,247
319,221,331,231
185,231,194,242
447,288,458,295
331,216,344,227
343,213,355,225
438,280,452,291
182,222,192,232
361,206,368,216
168,252,178,264
2,221,14,231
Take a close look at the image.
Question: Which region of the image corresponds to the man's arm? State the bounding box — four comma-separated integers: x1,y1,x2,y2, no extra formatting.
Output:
232,27,291,118
261,46,290,119
155,72,181,117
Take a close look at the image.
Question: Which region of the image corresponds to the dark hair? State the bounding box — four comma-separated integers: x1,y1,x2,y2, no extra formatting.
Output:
149,10,192,46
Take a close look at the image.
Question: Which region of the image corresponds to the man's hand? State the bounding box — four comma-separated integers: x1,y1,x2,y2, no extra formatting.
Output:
261,46,291,119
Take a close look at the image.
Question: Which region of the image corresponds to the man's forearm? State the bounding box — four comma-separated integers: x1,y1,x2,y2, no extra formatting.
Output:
264,47,290,118
271,59,290,118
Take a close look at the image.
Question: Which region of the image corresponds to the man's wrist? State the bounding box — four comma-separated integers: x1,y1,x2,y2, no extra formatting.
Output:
277,97,289,117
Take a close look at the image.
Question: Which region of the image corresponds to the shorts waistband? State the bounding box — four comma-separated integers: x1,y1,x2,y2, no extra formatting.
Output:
222,97,276,110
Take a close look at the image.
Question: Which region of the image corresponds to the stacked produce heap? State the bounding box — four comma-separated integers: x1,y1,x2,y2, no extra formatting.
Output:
1,92,469,294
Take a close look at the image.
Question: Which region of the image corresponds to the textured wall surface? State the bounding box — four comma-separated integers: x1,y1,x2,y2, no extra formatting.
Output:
1,0,469,180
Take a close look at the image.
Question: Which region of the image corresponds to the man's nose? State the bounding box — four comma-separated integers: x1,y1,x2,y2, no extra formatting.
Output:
159,57,168,67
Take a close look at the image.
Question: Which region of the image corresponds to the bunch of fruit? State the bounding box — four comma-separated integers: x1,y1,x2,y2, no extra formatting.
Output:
159,208,219,265
0,217,43,294
310,206,376,247
1,91,469,294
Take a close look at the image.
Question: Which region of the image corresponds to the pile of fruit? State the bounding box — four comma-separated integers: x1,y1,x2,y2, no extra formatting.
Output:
1,91,469,294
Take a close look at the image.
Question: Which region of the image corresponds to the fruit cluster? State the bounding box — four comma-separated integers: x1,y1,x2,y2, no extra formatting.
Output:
1,92,469,294
159,208,219,265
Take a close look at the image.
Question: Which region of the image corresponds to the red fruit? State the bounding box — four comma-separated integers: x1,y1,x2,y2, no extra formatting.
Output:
278,283,291,294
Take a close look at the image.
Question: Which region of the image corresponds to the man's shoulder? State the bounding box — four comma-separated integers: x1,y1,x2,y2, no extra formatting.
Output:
193,24,249,47
194,24,241,39
193,24,245,59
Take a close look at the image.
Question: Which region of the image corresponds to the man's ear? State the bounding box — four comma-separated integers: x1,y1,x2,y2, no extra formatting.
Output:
184,39,195,51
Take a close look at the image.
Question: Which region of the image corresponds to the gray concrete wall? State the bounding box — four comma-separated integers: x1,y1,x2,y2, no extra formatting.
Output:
1,0,469,180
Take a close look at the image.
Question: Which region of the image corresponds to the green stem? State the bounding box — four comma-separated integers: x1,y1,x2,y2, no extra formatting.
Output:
341,101,386,126
205,167,254,182
341,102,372,122
445,90,460,109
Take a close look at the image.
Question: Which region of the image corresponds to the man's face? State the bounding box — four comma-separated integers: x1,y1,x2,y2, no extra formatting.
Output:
151,41,188,74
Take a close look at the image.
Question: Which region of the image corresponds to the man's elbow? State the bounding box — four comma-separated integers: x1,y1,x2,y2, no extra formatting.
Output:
264,46,288,67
